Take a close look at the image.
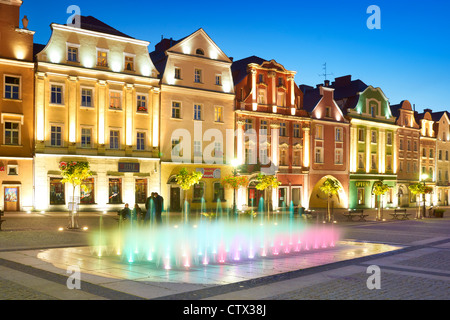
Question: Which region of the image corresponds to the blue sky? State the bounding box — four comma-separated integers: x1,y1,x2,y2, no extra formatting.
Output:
22,0,450,112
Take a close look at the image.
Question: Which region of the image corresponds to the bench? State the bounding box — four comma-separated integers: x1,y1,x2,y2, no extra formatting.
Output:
390,209,411,220
343,210,369,222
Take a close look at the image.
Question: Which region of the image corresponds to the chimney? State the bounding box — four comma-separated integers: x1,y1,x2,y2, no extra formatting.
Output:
324,80,330,87
424,108,432,114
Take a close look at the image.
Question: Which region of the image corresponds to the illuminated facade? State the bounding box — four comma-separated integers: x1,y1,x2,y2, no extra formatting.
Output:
232,56,309,210
390,100,420,207
329,76,398,209
302,83,350,209
150,29,235,212
0,0,35,212
33,16,161,211
432,111,450,205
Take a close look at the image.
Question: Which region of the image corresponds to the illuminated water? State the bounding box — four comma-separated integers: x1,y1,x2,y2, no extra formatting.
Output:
91,212,340,270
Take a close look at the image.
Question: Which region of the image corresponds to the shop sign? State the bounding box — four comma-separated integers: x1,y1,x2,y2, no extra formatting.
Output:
118,162,140,173
196,168,221,179
355,181,371,188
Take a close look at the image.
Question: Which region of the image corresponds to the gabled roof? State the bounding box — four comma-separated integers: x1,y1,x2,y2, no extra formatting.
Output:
231,55,267,86
67,15,133,39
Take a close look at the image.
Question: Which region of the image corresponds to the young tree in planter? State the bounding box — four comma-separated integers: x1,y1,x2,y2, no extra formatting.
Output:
175,168,203,223
373,181,390,221
319,177,342,223
409,183,433,219
60,161,93,229
255,173,281,219
221,175,249,216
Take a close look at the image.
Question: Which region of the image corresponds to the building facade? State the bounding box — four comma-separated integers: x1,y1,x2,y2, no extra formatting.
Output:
303,83,350,209
33,16,161,212
0,0,35,212
431,111,450,206
150,29,235,212
391,100,421,207
232,56,309,210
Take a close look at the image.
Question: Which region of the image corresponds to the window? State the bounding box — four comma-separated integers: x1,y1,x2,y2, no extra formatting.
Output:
172,138,182,157
136,132,145,151
4,122,19,145
277,92,285,107
80,178,95,204
279,123,286,137
258,74,264,84
386,132,392,145
278,77,284,87
357,188,365,205
174,67,181,80
109,92,122,110
135,179,147,204
325,107,331,118
193,182,205,202
439,150,443,160
214,106,223,122
194,69,202,83
280,149,287,166
293,124,300,138
67,46,78,62
371,154,377,170
293,150,301,166
335,148,343,165
430,149,434,158
422,148,427,158
414,141,418,152
172,101,181,119
358,153,365,170
335,128,343,142
196,48,204,55
7,165,18,176
260,121,268,135
51,85,63,105
371,131,377,144
358,128,365,142
370,103,377,117
446,151,449,161
194,141,202,157
315,147,324,164
81,88,93,108
110,130,120,150
315,125,324,140
97,50,108,67
215,75,222,86
108,178,122,204
244,119,253,131
50,178,65,205
407,140,411,151
214,142,223,158
386,155,392,171
260,147,269,165
137,95,147,113
245,147,254,165
257,89,266,104
213,182,225,202
194,104,202,120
81,128,92,148
51,126,62,147
125,56,134,71
4,76,20,100
399,139,404,150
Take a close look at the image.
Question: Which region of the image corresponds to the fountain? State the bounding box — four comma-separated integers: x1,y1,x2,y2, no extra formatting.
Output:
90,196,340,270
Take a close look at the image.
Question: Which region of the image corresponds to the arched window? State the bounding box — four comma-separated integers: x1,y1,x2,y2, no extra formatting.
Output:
196,48,204,55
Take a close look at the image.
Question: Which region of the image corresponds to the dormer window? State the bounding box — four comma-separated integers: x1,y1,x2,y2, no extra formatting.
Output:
196,48,205,55
125,56,134,71
97,50,108,67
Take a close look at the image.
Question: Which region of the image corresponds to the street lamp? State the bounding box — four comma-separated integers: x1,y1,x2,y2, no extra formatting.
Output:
420,173,428,219
231,159,240,216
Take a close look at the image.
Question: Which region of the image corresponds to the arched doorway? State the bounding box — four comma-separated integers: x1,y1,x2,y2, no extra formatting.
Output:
309,176,346,209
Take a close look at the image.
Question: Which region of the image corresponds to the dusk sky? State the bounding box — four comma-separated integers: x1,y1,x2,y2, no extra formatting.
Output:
21,0,450,113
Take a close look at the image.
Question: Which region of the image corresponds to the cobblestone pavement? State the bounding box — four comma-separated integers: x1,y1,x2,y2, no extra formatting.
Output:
0,210,449,303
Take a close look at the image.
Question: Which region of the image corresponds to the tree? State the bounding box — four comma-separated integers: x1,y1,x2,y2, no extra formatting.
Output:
255,173,281,218
221,175,249,215
175,168,203,223
373,181,390,221
319,177,342,223
409,183,433,219
60,161,92,229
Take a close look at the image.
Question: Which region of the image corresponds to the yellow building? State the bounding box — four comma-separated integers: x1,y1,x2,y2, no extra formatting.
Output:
34,15,161,212
150,29,235,212
0,0,35,212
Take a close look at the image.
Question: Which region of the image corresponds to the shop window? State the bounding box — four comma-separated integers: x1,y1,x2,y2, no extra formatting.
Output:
135,179,147,204
80,178,95,204
108,178,122,204
50,178,65,205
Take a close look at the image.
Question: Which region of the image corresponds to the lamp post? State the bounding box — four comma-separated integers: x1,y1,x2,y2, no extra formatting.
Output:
420,174,428,219
231,159,240,217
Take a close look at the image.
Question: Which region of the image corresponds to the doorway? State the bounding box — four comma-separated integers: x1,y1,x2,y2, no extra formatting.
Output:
4,187,19,212
170,187,181,212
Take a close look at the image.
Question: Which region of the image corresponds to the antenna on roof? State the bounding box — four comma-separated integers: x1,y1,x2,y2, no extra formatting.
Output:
319,63,333,82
